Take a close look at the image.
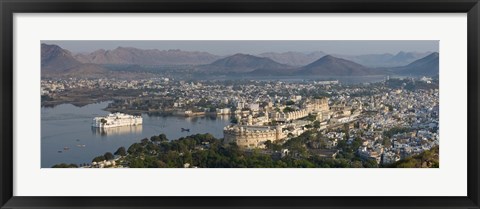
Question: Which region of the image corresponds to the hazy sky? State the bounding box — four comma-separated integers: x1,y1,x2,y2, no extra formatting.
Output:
42,40,438,56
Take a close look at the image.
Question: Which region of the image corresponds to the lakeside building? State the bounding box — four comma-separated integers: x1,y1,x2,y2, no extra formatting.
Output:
92,112,142,128
92,125,143,136
223,125,284,149
223,98,330,149
271,98,330,122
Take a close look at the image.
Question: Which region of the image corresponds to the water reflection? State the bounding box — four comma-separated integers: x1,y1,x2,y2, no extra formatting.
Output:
42,102,232,167
91,125,143,136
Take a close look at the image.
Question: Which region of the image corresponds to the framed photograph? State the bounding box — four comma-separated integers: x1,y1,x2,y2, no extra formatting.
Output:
1,0,479,208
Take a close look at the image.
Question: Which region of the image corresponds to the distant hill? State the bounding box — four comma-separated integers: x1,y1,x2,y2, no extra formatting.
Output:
75,47,221,65
41,44,156,79
335,53,394,68
391,52,439,76
335,51,432,68
197,53,292,73
389,51,417,63
259,51,432,68
295,55,385,76
41,43,82,72
259,51,327,66
41,44,110,78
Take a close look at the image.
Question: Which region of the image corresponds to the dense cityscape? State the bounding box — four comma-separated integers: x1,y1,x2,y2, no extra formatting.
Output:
41,41,439,168
43,76,439,168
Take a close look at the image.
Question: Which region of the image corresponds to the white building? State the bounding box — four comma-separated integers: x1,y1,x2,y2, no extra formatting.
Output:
92,112,142,128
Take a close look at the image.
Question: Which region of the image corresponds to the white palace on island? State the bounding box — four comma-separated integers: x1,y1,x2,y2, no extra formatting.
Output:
92,112,142,128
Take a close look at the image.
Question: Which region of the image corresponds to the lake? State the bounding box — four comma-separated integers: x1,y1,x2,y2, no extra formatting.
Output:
41,101,231,168
194,75,390,84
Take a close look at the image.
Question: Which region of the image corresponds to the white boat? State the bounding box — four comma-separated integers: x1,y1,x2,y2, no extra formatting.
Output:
92,112,142,128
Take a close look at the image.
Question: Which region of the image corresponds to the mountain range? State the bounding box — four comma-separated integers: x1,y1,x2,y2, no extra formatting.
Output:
258,51,328,66
41,44,439,78
295,55,382,76
41,44,109,78
41,44,160,79
41,44,80,71
196,53,293,74
259,51,432,67
74,47,221,65
390,52,439,76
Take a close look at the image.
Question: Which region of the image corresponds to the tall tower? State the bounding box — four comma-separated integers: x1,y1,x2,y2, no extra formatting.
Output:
247,115,253,126
276,126,283,140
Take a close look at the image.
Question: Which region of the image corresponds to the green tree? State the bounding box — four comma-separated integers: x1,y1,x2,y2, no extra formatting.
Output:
104,152,115,161
140,138,149,145
351,161,363,168
114,147,127,156
158,134,168,142
283,107,295,113
52,163,78,168
264,140,273,149
363,158,379,168
151,134,168,142
92,155,106,162
127,143,144,155
156,160,167,168
150,135,160,142
129,158,145,168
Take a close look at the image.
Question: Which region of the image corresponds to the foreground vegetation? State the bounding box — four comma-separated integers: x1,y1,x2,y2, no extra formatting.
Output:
90,132,379,168
52,131,438,168
389,146,439,168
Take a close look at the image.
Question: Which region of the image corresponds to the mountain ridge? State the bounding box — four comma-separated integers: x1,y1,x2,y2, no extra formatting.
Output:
41,44,438,78
294,55,385,76
74,47,221,66
196,53,292,73
390,52,439,76
41,43,82,72
260,51,433,68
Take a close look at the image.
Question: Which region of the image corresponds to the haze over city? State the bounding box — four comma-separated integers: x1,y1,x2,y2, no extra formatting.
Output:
42,40,438,55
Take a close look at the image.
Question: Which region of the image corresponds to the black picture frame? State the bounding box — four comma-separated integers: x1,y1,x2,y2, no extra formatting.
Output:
1,0,479,208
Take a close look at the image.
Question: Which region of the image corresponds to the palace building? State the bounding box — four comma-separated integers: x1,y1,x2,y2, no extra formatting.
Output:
223,98,330,149
223,125,284,149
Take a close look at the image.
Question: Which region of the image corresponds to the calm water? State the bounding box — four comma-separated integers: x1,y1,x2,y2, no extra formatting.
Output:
41,102,231,168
